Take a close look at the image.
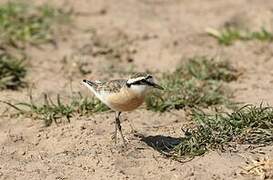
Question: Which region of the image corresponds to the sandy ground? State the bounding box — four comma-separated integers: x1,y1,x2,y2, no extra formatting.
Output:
1,0,273,179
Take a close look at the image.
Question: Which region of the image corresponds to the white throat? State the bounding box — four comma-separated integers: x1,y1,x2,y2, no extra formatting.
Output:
129,85,149,96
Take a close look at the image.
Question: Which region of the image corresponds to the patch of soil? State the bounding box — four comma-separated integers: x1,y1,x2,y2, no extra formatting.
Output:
1,0,273,179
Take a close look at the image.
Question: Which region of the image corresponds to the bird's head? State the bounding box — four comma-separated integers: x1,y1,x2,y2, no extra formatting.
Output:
126,73,163,94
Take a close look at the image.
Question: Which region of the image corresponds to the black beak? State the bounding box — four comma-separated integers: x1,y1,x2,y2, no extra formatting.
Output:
151,82,164,90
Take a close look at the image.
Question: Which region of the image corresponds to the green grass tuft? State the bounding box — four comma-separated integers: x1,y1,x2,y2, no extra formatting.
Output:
146,78,228,112
0,1,71,90
145,57,237,112
0,52,26,90
171,104,273,158
5,93,109,126
0,1,70,48
186,57,238,82
206,27,273,45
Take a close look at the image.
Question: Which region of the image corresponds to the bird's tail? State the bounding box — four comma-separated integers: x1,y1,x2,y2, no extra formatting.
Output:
82,79,98,88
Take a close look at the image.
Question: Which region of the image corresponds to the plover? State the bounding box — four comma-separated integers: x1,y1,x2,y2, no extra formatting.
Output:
82,73,163,146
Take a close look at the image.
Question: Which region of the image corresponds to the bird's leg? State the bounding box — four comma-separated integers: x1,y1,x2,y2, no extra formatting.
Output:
114,114,118,145
128,119,137,134
115,111,127,146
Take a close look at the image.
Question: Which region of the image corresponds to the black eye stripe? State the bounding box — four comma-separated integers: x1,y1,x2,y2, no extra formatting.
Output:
127,77,154,87
139,80,146,84
146,75,152,79
135,79,153,85
134,81,141,85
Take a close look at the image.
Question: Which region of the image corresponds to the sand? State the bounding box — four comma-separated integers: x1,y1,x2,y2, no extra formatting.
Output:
1,0,273,179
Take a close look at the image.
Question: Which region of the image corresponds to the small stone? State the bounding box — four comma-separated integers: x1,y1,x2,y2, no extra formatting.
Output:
127,57,134,63
173,40,179,46
80,125,86,130
99,9,107,15
170,168,176,171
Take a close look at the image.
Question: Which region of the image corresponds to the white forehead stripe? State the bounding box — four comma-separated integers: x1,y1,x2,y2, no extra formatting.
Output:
127,77,146,84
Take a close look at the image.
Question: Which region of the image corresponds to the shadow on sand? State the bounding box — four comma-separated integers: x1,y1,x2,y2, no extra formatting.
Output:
136,134,181,154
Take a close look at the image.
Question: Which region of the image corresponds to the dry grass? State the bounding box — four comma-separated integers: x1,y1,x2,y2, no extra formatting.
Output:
240,156,273,179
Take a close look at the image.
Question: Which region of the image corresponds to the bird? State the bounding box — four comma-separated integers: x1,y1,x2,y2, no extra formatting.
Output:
82,72,164,146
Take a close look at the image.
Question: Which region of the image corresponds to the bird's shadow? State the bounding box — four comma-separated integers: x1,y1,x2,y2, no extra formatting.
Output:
136,134,181,154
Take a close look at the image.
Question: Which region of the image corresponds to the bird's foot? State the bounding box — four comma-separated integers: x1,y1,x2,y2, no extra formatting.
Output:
111,133,117,144
111,134,128,148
